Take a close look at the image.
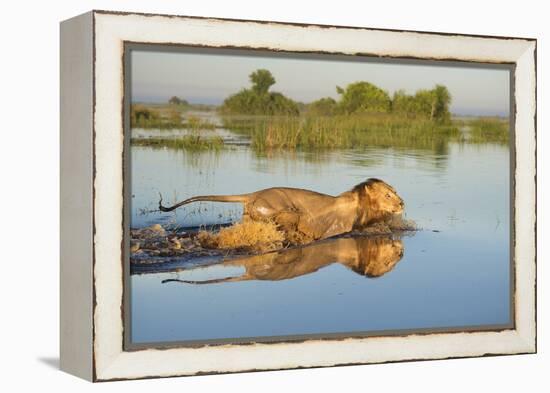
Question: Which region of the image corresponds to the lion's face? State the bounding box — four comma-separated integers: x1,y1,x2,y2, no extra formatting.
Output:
354,237,404,277
365,180,404,216
368,239,404,276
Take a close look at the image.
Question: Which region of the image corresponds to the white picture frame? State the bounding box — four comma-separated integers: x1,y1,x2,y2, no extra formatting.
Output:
60,10,536,381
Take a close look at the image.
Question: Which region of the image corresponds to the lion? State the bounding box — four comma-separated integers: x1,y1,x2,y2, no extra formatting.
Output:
159,178,404,244
161,236,405,285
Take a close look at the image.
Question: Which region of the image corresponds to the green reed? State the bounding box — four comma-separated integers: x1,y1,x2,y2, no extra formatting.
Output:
131,104,216,130
222,114,462,153
465,118,509,144
131,135,224,151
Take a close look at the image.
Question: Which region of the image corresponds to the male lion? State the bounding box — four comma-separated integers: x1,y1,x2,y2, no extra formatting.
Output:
159,178,404,244
162,236,405,285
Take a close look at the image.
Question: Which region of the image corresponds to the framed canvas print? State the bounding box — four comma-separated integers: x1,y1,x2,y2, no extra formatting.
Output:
60,10,537,381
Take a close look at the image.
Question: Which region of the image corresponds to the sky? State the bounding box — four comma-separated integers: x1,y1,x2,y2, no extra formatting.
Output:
131,48,511,117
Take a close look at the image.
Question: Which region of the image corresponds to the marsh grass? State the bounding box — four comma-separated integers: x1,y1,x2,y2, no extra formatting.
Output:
131,104,216,130
222,114,461,152
184,115,217,131
130,105,509,153
131,134,224,151
465,118,509,144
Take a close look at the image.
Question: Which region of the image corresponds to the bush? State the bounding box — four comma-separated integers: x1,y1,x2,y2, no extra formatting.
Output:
336,82,391,114
168,96,189,106
130,105,161,127
467,118,509,144
392,85,451,122
307,97,338,116
221,69,300,116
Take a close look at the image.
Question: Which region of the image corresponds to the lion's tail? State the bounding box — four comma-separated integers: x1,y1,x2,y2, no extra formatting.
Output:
158,193,251,212
161,276,250,285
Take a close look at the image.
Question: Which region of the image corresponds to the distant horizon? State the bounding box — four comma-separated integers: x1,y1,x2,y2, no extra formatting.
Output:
131,49,511,117
131,97,510,118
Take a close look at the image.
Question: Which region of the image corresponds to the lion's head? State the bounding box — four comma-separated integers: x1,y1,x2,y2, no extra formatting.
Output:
353,178,404,225
350,237,404,277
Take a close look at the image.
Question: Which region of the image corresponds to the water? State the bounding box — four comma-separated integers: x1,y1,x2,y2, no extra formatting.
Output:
129,118,510,344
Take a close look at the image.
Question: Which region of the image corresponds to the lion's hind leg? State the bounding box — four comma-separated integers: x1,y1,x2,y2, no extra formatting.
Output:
271,211,316,246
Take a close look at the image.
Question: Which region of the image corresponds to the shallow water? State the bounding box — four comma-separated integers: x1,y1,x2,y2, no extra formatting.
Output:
130,119,510,344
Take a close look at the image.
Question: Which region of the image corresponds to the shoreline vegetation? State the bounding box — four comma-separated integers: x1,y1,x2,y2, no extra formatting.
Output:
130,68,509,151
221,114,462,152
131,135,224,151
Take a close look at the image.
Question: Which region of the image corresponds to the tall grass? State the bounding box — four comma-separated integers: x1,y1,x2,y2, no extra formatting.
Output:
130,104,508,153
131,104,216,130
466,118,509,144
222,114,461,153
131,135,224,151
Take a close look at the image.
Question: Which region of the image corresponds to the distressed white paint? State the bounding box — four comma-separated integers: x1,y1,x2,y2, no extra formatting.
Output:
60,11,94,381
91,11,536,381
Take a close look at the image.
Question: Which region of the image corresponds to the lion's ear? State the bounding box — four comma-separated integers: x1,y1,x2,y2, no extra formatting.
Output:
363,183,374,197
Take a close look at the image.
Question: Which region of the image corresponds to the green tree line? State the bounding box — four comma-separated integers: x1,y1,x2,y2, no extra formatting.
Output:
221,69,452,122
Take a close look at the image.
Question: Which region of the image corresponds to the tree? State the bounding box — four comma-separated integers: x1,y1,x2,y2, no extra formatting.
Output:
433,84,451,123
221,69,299,115
392,90,418,118
266,92,300,115
249,69,276,95
168,96,189,106
337,82,391,114
413,89,437,119
390,85,452,122
307,97,338,116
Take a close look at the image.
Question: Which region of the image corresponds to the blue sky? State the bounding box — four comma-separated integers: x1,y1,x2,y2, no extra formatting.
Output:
131,49,511,116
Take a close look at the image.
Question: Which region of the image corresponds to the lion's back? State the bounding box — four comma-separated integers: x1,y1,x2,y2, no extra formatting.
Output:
254,187,333,210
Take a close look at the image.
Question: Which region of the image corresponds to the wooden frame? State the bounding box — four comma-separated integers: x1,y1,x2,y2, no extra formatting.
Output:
60,10,537,382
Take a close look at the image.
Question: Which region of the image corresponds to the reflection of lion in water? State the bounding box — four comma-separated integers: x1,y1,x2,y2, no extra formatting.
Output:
159,178,404,244
162,236,404,285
